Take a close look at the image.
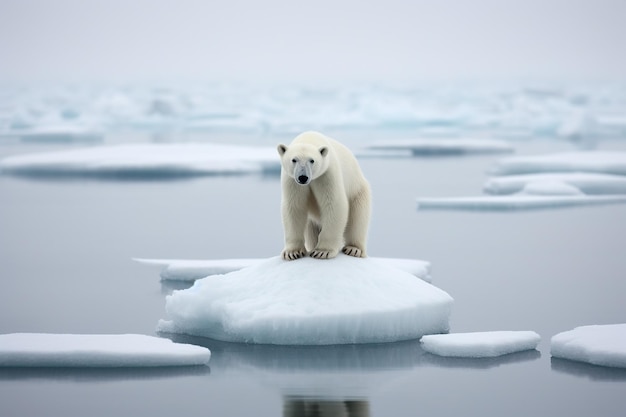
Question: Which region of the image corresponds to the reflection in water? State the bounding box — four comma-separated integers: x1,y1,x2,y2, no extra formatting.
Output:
0,365,210,382
551,358,626,382
284,398,370,417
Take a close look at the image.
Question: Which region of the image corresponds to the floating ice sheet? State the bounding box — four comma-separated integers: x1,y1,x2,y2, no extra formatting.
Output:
5,125,104,143
0,333,210,367
157,255,453,345
365,138,514,156
416,194,626,211
420,331,541,358
0,143,280,179
551,324,626,368
489,151,626,176
484,173,626,195
135,256,432,283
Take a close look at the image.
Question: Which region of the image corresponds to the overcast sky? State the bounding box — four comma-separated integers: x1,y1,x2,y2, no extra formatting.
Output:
1,0,625,83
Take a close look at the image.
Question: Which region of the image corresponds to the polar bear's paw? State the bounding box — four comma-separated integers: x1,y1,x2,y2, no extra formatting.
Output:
342,246,365,258
282,248,308,261
310,248,338,259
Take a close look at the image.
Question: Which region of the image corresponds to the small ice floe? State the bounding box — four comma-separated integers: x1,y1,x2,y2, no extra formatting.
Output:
489,151,626,176
551,324,626,368
420,331,541,358
157,255,453,345
363,138,514,157
0,333,210,367
135,256,432,283
484,173,626,195
0,143,280,179
7,125,104,143
416,194,626,211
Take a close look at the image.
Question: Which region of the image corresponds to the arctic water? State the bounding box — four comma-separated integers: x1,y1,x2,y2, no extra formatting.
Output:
1,83,626,416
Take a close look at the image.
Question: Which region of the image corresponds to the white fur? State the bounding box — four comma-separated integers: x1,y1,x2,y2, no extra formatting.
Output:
277,131,371,260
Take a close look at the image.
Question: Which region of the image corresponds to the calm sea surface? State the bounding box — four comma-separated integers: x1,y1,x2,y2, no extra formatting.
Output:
1,137,625,416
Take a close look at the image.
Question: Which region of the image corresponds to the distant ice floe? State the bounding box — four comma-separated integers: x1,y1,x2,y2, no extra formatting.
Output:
418,150,626,211
417,194,626,211
157,255,453,345
135,256,432,283
362,138,514,157
484,173,626,195
0,333,210,367
1,125,104,143
0,143,280,179
420,331,541,358
489,151,626,176
551,324,626,369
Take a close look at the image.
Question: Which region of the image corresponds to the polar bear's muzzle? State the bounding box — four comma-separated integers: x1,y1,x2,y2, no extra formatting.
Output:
294,164,312,185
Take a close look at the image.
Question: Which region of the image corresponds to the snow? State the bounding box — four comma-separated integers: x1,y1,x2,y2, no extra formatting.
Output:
0,143,280,178
489,151,626,176
484,173,626,195
518,181,584,196
551,324,626,368
365,138,514,156
420,331,541,358
0,333,210,367
416,194,626,211
135,256,432,283
157,255,453,345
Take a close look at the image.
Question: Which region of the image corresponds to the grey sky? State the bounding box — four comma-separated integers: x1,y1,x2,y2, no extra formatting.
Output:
1,0,625,82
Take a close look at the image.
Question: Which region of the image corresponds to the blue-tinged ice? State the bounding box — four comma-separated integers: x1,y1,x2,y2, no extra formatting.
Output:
0,333,210,367
0,143,280,178
136,256,432,283
551,324,626,369
489,151,626,176
420,331,541,358
363,138,514,157
157,255,453,345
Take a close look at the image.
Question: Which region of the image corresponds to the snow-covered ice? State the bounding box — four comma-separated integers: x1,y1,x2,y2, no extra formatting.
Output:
551,324,626,368
365,138,514,156
157,255,453,345
417,194,626,211
420,331,541,358
484,173,626,195
0,143,280,178
0,333,210,367
136,256,432,283
489,151,626,176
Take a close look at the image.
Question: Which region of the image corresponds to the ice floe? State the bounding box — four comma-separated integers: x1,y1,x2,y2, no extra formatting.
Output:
420,331,541,358
0,143,280,179
157,255,453,345
2,125,104,143
551,324,626,369
484,173,626,195
364,138,514,156
417,194,626,211
0,333,210,367
489,151,626,176
135,256,432,283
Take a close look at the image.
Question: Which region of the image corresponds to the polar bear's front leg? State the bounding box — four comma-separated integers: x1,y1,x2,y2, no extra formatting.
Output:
281,189,309,261
310,187,348,259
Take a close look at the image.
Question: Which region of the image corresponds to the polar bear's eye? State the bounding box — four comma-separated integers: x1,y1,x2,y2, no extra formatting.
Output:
291,158,297,163
309,159,315,164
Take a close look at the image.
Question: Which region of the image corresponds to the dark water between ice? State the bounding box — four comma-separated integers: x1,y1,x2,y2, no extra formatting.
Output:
1,139,625,416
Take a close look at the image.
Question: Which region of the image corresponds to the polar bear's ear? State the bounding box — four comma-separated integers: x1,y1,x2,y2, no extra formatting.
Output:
277,144,288,156
319,147,329,157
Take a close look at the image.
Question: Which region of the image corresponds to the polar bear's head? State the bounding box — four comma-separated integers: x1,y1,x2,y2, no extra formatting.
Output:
277,143,329,185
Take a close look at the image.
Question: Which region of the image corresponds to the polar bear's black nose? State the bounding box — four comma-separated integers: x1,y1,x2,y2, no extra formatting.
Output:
297,175,309,184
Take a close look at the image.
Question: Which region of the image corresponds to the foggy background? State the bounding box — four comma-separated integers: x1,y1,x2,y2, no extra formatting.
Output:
1,0,625,83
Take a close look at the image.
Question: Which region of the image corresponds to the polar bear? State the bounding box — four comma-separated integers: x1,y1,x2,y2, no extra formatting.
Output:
277,131,371,260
